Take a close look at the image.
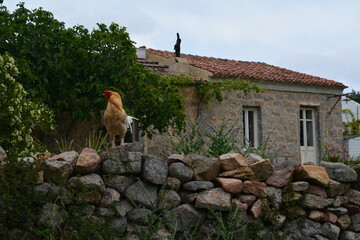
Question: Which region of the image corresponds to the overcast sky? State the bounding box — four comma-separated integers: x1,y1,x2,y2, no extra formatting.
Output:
4,0,360,92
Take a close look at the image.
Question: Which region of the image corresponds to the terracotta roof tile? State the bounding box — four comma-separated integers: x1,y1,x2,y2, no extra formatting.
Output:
148,48,346,88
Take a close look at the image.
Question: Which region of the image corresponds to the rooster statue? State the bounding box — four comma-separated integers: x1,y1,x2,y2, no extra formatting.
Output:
103,89,128,147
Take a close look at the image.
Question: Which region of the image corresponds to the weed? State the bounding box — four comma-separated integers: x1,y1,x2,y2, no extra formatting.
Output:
243,137,281,163
167,121,202,155
55,137,76,153
85,130,109,153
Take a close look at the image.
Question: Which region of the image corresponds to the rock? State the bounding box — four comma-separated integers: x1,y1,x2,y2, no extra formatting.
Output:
309,210,325,221
238,194,257,206
251,199,263,218
350,213,360,231
0,146,6,162
43,151,78,181
75,191,102,205
179,191,197,203
321,222,340,240
182,181,214,192
164,177,181,191
267,186,282,209
218,153,248,171
100,142,144,160
195,188,232,211
343,203,360,215
327,179,351,198
106,175,135,194
75,148,101,174
142,155,168,185
164,203,205,232
100,188,120,207
337,214,351,230
321,161,358,182
34,182,73,204
295,165,330,187
283,218,322,240
250,159,274,181
167,154,192,166
39,203,68,228
333,196,348,208
231,199,248,211
323,212,338,224
128,207,153,225
102,151,143,175
326,207,348,216
302,194,334,209
339,231,357,240
312,235,329,240
157,190,181,210
307,185,327,198
114,199,133,217
291,181,310,192
190,153,220,181
218,167,256,180
109,217,127,235
168,162,194,183
95,207,114,217
243,181,267,198
266,168,294,188
69,173,105,192
345,189,360,205
125,180,157,208
246,153,264,164
216,177,243,194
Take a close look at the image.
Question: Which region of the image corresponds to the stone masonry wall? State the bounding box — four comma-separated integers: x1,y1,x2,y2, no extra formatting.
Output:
5,142,360,240
146,86,344,166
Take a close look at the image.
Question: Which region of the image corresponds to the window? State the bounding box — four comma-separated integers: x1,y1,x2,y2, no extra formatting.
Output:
243,108,259,147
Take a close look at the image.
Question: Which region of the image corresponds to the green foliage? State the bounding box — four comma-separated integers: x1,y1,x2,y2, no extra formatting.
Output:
55,138,76,153
167,122,202,155
346,89,360,104
0,157,41,238
0,53,55,157
197,78,264,104
202,121,239,158
0,4,186,137
342,109,360,136
243,137,281,163
85,130,109,153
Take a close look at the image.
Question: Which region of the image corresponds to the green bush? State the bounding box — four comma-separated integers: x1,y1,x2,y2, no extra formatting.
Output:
0,54,55,157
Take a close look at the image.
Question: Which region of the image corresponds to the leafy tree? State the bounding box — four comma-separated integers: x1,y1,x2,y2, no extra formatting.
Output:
0,53,55,156
346,90,360,104
0,3,186,136
342,109,360,136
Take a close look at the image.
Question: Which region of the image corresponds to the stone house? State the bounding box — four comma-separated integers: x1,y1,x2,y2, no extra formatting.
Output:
136,47,347,166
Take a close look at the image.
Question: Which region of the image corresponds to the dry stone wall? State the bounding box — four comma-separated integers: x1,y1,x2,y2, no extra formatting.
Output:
7,142,360,239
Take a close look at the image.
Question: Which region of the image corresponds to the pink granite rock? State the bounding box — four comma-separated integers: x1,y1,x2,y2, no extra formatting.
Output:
216,177,243,194
218,153,248,171
243,181,267,198
76,148,101,174
266,168,294,188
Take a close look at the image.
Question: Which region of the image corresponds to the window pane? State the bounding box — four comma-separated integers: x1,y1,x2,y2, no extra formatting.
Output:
306,121,314,146
306,110,312,120
300,120,304,146
248,111,254,146
300,110,303,119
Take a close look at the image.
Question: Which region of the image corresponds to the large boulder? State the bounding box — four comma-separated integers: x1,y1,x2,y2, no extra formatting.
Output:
125,180,157,208
321,222,340,240
142,155,168,185
218,153,248,171
195,188,231,211
302,194,334,209
190,154,220,181
100,142,144,160
294,165,330,187
164,204,205,232
102,151,143,175
43,151,78,181
218,166,256,180
345,189,360,206
243,181,267,198
105,175,135,194
321,161,358,182
157,190,181,210
327,179,351,198
75,148,101,174
100,188,121,207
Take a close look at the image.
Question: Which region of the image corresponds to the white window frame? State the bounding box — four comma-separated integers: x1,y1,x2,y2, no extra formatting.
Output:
243,107,259,148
